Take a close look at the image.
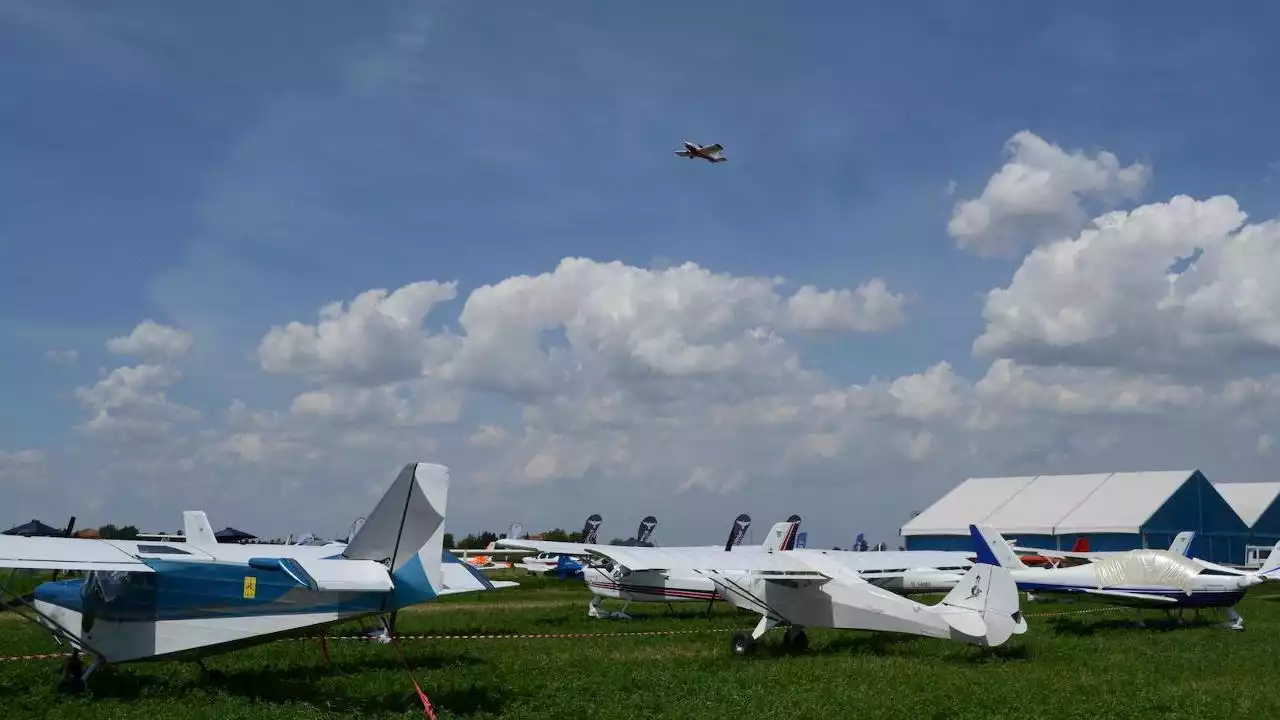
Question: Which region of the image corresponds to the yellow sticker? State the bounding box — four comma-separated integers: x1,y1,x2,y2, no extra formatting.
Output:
243,576,257,599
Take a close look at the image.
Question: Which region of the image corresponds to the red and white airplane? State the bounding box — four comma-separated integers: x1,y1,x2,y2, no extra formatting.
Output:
674,141,727,163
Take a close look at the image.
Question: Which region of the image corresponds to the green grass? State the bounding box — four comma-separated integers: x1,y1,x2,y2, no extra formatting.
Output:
2,574,1278,719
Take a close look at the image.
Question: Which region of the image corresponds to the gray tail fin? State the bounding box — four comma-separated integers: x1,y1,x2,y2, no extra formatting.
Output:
343,463,449,607
1167,531,1195,557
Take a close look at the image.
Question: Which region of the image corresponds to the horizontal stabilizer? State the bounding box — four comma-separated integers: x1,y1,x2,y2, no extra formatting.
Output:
255,557,394,592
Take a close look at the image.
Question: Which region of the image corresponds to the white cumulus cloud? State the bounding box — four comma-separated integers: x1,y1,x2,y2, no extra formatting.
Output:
949,130,1150,257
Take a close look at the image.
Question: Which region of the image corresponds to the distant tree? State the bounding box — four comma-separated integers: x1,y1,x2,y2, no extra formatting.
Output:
832,546,843,551
116,525,139,540
443,533,455,550
540,528,572,542
97,524,118,539
454,531,499,550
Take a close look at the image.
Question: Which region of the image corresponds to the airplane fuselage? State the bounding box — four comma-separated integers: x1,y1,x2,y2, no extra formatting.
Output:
32,561,394,663
583,566,718,604
1008,564,1254,608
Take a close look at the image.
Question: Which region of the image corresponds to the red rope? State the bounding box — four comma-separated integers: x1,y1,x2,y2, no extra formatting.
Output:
389,635,438,720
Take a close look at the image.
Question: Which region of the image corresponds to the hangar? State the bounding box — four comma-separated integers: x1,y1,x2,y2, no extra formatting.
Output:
1213,482,1280,565
900,470,1249,564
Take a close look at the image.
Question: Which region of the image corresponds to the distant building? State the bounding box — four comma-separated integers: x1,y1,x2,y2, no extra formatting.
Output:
901,470,1249,564
1213,482,1280,566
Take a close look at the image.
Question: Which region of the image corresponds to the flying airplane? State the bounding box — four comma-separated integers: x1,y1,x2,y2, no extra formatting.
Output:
970,524,1280,630
0,462,516,693
674,141,727,163
583,520,1026,654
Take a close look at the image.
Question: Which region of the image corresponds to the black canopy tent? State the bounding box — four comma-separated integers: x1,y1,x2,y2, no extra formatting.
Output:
214,527,257,543
3,519,63,537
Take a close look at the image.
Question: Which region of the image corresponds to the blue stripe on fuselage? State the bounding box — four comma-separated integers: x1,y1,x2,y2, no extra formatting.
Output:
1017,582,1245,607
34,559,387,622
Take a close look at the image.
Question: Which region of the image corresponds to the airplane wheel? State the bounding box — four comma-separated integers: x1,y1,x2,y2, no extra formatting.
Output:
785,629,808,653
730,632,756,656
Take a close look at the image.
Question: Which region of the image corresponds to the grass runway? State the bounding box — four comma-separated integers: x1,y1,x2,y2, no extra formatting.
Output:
2,573,1277,719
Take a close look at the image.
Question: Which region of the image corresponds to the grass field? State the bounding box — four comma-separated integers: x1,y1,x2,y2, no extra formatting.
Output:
2,573,1278,719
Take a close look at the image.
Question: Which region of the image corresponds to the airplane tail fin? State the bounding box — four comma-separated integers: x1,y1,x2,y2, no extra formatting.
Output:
762,518,800,552
343,463,449,609
927,563,1027,646
724,513,752,551
782,515,802,550
969,524,1028,569
1257,539,1280,578
183,511,218,547
1168,531,1195,557
1070,537,1089,553
581,514,603,544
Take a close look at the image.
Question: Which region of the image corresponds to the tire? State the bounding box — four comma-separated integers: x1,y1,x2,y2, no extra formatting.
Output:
730,631,756,656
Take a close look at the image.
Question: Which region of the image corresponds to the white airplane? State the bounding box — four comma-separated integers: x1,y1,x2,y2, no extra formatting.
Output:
970,524,1280,630
0,463,517,694
498,512,763,617
503,516,977,619
674,141,727,163
582,521,1026,654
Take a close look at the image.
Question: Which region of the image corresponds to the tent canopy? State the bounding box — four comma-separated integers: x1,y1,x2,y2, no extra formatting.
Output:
214,526,257,542
3,519,63,537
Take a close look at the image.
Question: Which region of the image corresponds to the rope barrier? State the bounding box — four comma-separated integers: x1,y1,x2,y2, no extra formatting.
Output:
0,602,1136,661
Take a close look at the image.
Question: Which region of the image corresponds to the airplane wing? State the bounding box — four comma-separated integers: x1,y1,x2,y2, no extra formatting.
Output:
702,143,723,153
584,545,786,574
494,538,597,556
1078,588,1179,604
674,150,694,157
0,536,158,573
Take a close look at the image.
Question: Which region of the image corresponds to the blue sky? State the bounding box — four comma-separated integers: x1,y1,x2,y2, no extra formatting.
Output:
3,1,1280,545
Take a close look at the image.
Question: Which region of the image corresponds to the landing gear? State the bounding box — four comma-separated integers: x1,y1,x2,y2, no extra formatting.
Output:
730,631,756,656
587,597,632,620
57,651,99,695
1223,606,1244,631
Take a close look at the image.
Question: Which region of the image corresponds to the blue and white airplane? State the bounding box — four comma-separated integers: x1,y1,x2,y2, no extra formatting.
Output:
969,524,1280,630
0,462,515,693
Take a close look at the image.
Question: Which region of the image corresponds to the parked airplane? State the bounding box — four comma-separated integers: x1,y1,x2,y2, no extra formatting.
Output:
674,141,727,163
0,463,516,693
1013,532,1196,568
584,521,1026,654
498,513,759,617
512,513,603,575
970,524,1280,630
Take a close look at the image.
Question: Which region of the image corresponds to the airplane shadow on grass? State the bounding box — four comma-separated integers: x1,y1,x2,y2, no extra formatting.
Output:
86,654,505,716
1047,614,1219,637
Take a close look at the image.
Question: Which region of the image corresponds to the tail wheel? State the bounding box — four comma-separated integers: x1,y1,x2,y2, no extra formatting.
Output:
730,631,756,656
